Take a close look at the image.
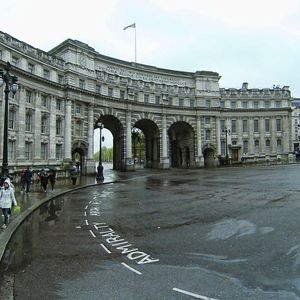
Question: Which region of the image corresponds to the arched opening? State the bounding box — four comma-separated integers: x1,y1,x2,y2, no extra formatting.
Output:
72,141,88,174
203,144,216,168
133,119,160,169
94,115,124,171
132,127,145,169
94,128,113,171
168,121,195,168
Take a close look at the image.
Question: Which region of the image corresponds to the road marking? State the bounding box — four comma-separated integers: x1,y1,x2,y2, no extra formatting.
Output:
100,243,111,254
85,219,89,225
84,211,87,216
85,205,88,210
89,230,96,238
173,288,219,300
121,262,142,275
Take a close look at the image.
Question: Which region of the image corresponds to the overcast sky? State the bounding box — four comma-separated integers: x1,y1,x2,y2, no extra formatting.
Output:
2,0,300,151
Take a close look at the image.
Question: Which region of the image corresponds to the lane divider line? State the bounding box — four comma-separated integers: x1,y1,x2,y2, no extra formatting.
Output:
173,288,219,300
100,243,112,254
85,219,89,225
85,205,88,210
121,262,142,275
89,230,96,238
84,211,87,216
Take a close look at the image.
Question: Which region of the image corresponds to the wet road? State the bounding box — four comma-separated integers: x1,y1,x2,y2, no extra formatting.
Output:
2,165,300,299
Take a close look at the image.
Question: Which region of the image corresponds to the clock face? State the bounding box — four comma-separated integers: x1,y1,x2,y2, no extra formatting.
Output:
79,53,86,67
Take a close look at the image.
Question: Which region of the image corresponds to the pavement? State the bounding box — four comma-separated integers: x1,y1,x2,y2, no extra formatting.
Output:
0,164,141,262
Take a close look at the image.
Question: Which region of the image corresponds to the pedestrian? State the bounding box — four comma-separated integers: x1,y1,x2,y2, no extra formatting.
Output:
39,168,49,192
70,165,78,186
24,166,33,193
20,169,26,192
0,178,17,229
48,169,56,192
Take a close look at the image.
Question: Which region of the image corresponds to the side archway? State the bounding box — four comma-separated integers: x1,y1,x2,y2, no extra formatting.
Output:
72,140,88,174
202,143,216,168
168,121,195,168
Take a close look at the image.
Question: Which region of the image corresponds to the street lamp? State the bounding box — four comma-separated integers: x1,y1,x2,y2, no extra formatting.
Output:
96,121,104,181
222,127,230,164
0,62,18,183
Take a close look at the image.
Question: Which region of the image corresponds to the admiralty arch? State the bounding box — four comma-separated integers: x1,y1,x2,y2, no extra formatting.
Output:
0,31,294,175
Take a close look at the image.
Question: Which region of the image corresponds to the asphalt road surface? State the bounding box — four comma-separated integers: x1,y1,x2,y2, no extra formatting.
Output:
2,164,300,299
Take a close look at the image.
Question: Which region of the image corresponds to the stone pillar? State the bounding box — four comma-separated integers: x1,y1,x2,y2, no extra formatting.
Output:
215,117,221,156
33,91,41,163
160,114,170,169
271,117,277,154
260,117,265,154
17,87,26,163
248,118,254,156
64,99,72,162
195,116,204,167
125,111,134,170
283,116,290,153
49,96,56,164
86,104,95,174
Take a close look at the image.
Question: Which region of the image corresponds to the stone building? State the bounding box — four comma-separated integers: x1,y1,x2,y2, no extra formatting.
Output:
0,31,294,175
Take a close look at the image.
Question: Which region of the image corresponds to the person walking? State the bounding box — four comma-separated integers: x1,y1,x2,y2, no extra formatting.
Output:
24,166,33,193
70,165,78,186
0,178,17,229
48,169,56,192
40,169,49,192
20,169,26,192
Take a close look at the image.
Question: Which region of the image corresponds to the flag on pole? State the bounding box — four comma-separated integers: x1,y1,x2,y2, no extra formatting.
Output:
123,23,136,30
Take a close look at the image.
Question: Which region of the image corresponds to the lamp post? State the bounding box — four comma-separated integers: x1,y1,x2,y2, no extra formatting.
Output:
0,62,18,183
96,122,104,181
222,127,230,164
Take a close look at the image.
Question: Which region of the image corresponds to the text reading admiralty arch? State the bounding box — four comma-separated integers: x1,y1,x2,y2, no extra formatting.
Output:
0,31,293,174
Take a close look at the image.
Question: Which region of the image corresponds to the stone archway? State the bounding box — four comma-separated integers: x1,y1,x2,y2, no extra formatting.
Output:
72,140,88,174
168,121,195,168
202,143,216,168
133,119,160,169
95,115,124,171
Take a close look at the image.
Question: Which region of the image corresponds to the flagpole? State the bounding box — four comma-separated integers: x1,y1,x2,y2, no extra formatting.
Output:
134,25,137,63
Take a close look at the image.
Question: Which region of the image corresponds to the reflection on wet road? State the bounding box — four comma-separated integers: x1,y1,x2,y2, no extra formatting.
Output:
2,165,300,299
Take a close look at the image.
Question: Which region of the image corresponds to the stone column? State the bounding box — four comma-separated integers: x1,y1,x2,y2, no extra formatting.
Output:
86,104,95,174
215,117,221,156
271,117,277,154
260,117,266,154
64,99,72,162
160,114,170,168
33,91,41,163
195,116,204,167
283,116,290,153
48,96,56,163
125,111,134,170
17,87,26,163
248,118,254,156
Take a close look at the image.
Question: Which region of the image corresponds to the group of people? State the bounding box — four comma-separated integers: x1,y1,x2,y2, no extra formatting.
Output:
0,164,80,229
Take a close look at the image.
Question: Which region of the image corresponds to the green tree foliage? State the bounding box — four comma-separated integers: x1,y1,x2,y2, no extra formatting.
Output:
94,146,113,162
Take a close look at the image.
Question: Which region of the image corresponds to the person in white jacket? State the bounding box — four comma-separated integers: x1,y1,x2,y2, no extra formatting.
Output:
0,178,17,229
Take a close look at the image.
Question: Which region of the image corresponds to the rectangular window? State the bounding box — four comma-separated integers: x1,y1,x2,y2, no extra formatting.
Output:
254,140,259,153
43,69,50,80
220,101,225,108
242,101,248,109
41,95,47,108
41,143,48,160
144,94,149,103
265,101,270,109
179,98,184,107
231,119,236,133
56,144,62,159
26,90,32,103
108,87,113,97
79,79,85,89
120,90,125,99
56,119,62,135
190,99,195,108
25,142,32,160
220,119,225,131
205,117,210,125
58,74,64,84
75,121,82,136
253,101,259,108
243,120,248,133
8,110,15,129
221,140,225,155
56,99,62,111
28,63,34,74
41,117,48,134
8,140,15,161
96,85,102,94
254,119,259,133
206,99,211,108
231,101,236,108
243,140,248,153
205,129,211,140
25,114,32,132
276,118,281,132
265,119,270,132
155,96,160,104
75,104,81,114
11,56,19,66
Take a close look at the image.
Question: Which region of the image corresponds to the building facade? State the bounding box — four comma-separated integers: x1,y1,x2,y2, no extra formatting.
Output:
0,31,294,175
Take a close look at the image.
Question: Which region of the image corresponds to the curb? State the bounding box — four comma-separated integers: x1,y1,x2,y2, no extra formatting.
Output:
0,180,120,262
